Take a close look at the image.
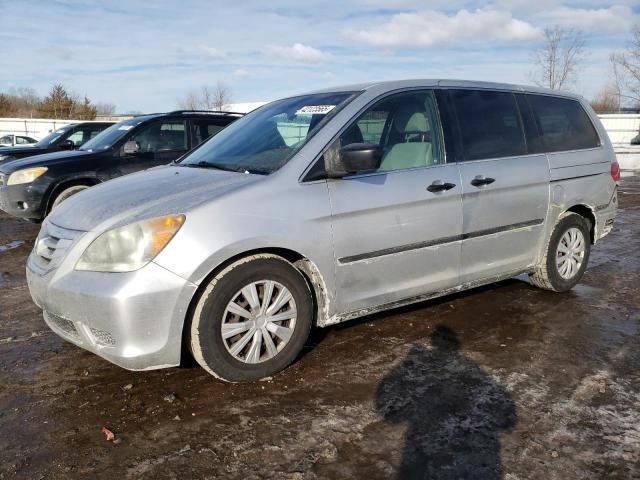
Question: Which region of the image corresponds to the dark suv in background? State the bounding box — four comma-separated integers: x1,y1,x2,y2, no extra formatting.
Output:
0,122,114,165
0,111,242,221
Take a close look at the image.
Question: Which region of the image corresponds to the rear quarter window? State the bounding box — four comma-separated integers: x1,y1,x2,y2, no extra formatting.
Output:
527,95,600,152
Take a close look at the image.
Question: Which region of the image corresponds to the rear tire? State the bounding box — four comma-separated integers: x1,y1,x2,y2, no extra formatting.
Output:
188,254,313,382
529,212,591,292
50,185,89,211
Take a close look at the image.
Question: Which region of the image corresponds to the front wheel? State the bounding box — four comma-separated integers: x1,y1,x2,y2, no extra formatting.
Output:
529,212,591,292
50,185,89,212
188,254,313,382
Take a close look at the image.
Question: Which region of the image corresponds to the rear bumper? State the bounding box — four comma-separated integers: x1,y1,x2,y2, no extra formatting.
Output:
27,254,198,370
595,186,618,241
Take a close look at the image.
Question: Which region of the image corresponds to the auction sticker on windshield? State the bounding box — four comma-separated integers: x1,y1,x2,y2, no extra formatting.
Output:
295,105,336,115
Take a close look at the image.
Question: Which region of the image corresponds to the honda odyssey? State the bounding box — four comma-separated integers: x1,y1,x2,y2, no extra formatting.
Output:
26,80,619,382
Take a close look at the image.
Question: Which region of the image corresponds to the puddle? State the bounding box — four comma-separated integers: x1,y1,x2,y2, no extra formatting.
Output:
0,240,25,253
572,284,604,298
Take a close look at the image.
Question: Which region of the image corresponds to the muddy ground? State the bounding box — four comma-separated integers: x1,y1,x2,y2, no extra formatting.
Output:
1,177,639,480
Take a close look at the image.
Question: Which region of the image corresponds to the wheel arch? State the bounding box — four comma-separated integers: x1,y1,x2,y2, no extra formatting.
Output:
564,204,596,244
45,176,101,214
179,247,330,365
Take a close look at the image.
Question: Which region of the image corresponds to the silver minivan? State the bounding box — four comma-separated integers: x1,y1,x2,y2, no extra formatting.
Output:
26,80,619,382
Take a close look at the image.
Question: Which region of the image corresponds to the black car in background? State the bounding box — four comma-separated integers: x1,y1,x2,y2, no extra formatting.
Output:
0,122,114,165
0,111,242,221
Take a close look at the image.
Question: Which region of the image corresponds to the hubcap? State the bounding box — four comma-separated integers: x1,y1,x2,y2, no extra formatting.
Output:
556,227,586,280
221,280,297,364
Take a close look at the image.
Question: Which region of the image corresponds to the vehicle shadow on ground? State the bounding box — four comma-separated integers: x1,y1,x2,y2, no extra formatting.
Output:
375,326,517,479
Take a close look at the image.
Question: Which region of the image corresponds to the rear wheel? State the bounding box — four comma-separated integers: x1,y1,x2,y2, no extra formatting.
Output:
50,185,89,211
188,254,313,382
529,212,591,292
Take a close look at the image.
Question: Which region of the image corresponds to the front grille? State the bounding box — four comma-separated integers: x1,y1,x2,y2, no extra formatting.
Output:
45,311,80,339
32,221,84,272
0,173,5,187
89,327,116,346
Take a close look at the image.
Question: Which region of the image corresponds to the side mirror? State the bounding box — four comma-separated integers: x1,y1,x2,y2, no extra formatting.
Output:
123,140,141,155
325,143,383,178
59,139,75,151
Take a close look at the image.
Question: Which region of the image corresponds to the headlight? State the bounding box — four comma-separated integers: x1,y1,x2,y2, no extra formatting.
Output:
7,166,48,185
75,214,185,272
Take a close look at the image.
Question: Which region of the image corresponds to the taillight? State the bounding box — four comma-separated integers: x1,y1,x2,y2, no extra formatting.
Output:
611,161,621,183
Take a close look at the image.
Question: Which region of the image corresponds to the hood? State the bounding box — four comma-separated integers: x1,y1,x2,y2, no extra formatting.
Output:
48,165,261,232
0,146,47,164
0,149,94,173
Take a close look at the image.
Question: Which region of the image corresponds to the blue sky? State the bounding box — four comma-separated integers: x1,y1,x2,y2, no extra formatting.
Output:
1,0,638,112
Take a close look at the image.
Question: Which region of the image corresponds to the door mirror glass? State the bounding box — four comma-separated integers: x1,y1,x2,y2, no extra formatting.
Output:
123,140,141,155
326,143,382,178
58,139,75,150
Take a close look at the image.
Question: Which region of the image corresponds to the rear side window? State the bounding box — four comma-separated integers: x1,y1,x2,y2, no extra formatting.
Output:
450,90,527,161
527,94,600,152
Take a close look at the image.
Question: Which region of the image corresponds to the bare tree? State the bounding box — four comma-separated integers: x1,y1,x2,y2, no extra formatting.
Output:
0,93,18,117
37,84,75,119
211,80,231,111
95,102,117,116
4,87,41,117
611,25,640,107
72,96,98,120
590,85,620,113
531,26,587,91
36,84,98,119
177,81,232,111
178,91,200,110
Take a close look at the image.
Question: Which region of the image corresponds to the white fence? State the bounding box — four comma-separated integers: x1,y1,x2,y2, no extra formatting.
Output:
598,114,640,145
0,117,129,140
0,118,78,139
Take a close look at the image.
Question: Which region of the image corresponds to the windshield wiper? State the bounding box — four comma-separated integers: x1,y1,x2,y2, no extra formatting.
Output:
182,161,237,172
182,161,269,175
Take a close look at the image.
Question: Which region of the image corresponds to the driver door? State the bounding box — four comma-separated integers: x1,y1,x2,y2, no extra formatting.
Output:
327,90,463,313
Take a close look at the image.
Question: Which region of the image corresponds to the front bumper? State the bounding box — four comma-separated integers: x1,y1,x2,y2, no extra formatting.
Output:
0,176,47,220
26,228,198,370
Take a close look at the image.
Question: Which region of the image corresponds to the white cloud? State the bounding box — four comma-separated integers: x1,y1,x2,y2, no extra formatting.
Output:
346,9,543,47
539,5,636,33
263,43,332,63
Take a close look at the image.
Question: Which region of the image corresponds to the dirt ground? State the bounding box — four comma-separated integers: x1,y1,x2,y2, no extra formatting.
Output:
1,177,639,480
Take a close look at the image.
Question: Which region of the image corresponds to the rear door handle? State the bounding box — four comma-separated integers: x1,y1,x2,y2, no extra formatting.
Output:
427,180,456,193
470,175,495,187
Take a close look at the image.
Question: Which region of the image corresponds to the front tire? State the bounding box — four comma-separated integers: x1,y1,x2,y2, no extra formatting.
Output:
50,185,89,211
529,212,591,292
188,254,313,382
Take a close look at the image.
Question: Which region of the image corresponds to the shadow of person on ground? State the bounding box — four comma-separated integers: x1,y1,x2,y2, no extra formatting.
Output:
376,325,517,479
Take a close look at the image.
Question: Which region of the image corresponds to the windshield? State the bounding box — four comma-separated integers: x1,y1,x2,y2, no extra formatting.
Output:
179,92,356,173
35,124,75,148
80,117,146,151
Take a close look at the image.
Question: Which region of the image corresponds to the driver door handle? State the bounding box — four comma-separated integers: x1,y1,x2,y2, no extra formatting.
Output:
427,181,456,193
470,175,495,187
